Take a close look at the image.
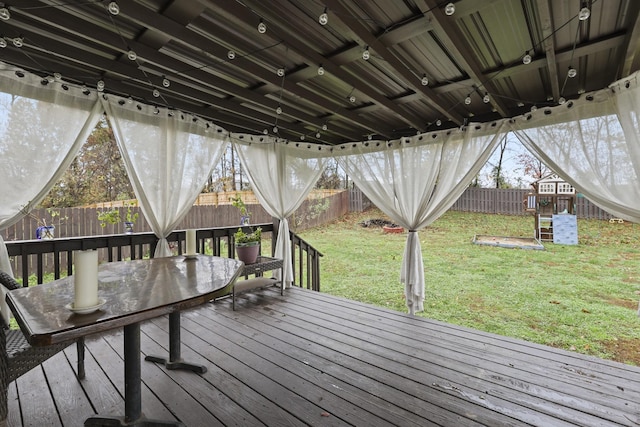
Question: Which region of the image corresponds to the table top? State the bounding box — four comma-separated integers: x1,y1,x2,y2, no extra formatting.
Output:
6,255,244,346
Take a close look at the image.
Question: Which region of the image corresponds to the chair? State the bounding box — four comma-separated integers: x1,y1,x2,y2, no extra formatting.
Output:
0,271,84,424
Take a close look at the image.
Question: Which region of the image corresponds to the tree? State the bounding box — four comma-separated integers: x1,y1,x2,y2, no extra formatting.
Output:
41,117,134,207
517,150,550,182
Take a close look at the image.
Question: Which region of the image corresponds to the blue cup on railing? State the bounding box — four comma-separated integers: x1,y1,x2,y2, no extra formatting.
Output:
36,225,55,240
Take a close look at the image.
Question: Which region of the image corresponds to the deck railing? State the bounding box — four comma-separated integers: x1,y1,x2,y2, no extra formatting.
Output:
4,223,322,291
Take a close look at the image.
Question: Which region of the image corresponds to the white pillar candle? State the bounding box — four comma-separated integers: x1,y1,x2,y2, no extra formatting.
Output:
186,229,196,255
74,250,99,308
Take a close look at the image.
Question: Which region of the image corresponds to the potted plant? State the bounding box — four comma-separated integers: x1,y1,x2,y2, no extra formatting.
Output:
97,201,139,234
234,226,261,264
231,194,251,225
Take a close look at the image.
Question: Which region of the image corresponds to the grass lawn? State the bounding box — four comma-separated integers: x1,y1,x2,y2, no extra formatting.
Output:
298,209,640,365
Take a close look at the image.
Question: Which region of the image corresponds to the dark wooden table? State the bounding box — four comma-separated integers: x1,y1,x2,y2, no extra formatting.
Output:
6,255,244,426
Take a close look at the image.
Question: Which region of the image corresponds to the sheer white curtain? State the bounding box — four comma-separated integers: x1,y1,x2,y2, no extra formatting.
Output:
0,63,101,323
511,78,640,222
234,136,329,285
102,98,229,257
0,63,102,274
335,124,507,314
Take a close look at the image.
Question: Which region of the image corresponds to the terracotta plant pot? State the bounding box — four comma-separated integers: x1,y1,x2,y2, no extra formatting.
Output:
236,242,259,264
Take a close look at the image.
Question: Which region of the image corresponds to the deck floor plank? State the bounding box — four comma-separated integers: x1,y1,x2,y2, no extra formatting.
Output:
275,289,636,425
6,287,640,426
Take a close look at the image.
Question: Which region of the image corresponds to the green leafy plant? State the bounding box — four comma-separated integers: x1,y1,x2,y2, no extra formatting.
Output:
97,201,139,227
234,226,261,246
231,193,251,225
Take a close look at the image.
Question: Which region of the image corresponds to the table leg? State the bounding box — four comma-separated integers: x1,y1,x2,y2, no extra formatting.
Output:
145,312,207,374
85,323,182,426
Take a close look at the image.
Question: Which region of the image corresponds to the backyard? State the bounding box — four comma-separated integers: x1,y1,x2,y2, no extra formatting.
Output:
299,209,640,365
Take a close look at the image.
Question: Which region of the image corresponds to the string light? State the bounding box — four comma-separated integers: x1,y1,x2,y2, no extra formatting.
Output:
522,52,532,65
349,95,356,103
558,96,566,105
162,76,170,87
54,72,62,81
127,50,137,61
276,68,285,77
315,132,321,138
322,124,328,131
227,50,236,60
257,19,267,34
0,38,6,48
263,129,268,135
578,7,590,21
127,96,133,104
273,126,278,133
152,89,160,97
0,6,10,21
436,119,442,126
530,105,537,112
108,1,119,15
421,74,429,86
367,134,373,140
464,95,472,105
483,93,490,103
567,67,577,78
12,36,23,48
317,64,325,76
362,46,370,60
97,80,105,91
276,106,283,114
319,8,328,25
300,135,305,140
444,3,455,16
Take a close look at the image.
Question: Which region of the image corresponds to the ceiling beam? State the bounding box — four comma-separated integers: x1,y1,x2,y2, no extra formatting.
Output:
535,0,560,101
228,0,429,132
324,0,462,126
620,0,640,78
417,0,510,117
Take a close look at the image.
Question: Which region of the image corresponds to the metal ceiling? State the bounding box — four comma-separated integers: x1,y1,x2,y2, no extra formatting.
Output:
2,0,639,144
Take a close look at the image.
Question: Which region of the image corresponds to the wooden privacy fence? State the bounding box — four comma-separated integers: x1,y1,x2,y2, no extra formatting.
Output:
2,191,349,242
449,188,613,219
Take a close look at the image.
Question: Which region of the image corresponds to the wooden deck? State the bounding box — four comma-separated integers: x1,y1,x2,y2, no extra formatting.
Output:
6,286,640,426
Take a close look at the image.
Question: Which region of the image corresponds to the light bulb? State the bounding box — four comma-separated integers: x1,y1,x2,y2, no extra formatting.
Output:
127,50,137,61
97,80,105,91
444,3,455,16
436,119,442,126
367,134,373,140
349,95,356,103
319,9,328,25
127,96,133,104
162,77,170,87
322,124,328,131
362,48,370,60
300,135,305,141
421,75,429,86
578,7,590,21
153,107,160,115
46,75,55,83
54,72,62,81
317,65,325,76
531,105,538,112
276,68,285,77
276,106,283,115
523,53,532,65
12,37,23,48
263,129,268,135
152,89,160,97
227,50,236,60
273,126,278,133
0,7,10,21
108,1,119,15
483,93,490,103
257,20,267,34
316,132,321,138
558,97,566,105
464,95,472,105
0,39,7,48
568,67,577,78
